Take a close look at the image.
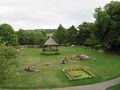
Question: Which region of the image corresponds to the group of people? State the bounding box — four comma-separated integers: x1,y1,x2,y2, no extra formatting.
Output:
71,54,89,61
23,55,96,72
24,66,39,72
18,56,96,74
61,55,97,64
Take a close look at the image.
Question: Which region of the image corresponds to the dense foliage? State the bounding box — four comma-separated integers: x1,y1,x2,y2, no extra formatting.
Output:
53,22,95,46
16,29,47,45
0,24,17,46
53,24,67,44
53,1,120,52
77,22,95,45
66,25,78,45
94,1,120,51
0,45,17,86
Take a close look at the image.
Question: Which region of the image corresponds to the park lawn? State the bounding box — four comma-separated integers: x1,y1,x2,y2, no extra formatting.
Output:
106,84,120,90
3,46,120,89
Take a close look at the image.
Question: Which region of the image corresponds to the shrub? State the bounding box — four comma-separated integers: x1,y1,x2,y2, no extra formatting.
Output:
0,45,17,59
0,45,17,87
94,44,102,50
41,52,60,55
84,39,94,46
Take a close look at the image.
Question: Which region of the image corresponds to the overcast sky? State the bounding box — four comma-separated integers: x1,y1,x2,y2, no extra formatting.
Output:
0,0,117,30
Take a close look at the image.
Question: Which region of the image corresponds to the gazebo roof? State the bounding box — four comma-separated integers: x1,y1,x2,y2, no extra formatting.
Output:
44,37,58,46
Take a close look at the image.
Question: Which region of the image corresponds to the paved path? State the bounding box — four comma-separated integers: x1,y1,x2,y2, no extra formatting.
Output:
38,77,120,90
2,77,120,90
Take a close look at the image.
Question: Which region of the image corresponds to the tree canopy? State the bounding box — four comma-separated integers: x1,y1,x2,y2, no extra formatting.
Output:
53,24,67,44
76,22,95,45
66,25,77,45
0,24,17,46
94,1,120,51
16,29,47,45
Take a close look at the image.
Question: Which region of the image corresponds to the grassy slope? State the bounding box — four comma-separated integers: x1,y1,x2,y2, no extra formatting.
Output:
106,84,120,90
4,46,120,89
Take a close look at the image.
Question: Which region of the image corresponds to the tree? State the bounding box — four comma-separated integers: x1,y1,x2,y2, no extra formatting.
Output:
0,24,17,46
53,24,67,44
16,29,27,45
94,1,120,51
76,22,94,45
34,30,47,45
16,29,47,45
66,25,78,45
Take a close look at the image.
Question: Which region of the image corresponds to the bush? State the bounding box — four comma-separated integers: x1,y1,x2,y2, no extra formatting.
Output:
41,52,60,55
0,45,17,87
0,45,17,59
94,44,102,50
84,39,94,46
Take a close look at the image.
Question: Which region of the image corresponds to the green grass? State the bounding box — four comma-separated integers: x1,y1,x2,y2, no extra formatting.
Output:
3,46,120,89
106,84,120,90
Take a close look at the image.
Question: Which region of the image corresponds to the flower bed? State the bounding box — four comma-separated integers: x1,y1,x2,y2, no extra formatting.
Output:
63,67,95,80
41,52,60,55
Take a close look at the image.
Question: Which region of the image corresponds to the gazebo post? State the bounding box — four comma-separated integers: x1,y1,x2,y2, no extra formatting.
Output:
56,46,57,51
50,46,51,51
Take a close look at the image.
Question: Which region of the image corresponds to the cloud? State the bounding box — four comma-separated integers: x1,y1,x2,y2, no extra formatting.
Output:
0,0,113,30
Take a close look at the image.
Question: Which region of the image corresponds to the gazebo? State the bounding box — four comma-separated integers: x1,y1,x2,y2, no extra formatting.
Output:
41,37,60,55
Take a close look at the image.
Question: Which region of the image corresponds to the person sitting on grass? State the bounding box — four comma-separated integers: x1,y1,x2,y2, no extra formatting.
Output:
71,55,77,60
24,65,39,72
80,54,89,61
24,66,31,72
61,56,67,64
76,55,80,60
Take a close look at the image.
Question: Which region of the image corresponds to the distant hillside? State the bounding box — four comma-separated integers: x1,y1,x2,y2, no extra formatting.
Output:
17,29,56,34
45,29,56,34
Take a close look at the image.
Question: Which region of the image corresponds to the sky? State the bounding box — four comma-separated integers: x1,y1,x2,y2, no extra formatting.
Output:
0,0,117,30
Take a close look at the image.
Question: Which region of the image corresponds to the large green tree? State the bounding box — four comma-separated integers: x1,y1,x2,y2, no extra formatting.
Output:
16,29,27,45
94,1,120,51
76,22,94,45
66,25,78,45
53,24,67,44
0,24,17,46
